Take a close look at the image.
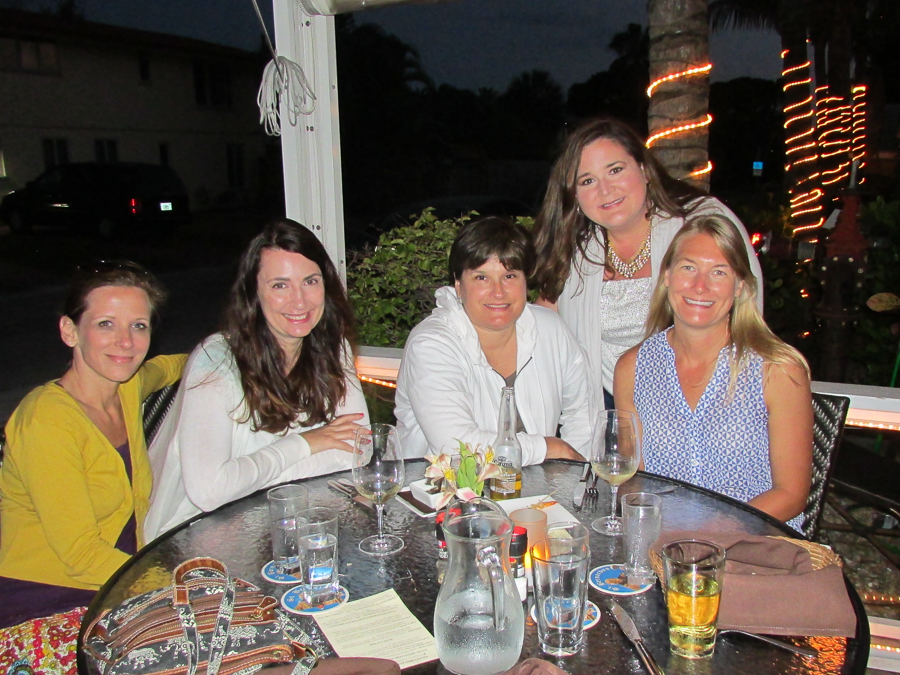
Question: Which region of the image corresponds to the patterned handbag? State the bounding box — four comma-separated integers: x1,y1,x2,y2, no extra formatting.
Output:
82,557,318,675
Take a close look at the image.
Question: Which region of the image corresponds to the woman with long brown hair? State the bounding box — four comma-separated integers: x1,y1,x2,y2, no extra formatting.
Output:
145,219,368,539
532,117,763,410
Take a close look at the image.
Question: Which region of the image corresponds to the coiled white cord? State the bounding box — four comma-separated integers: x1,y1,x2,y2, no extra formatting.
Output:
251,0,316,136
257,56,316,136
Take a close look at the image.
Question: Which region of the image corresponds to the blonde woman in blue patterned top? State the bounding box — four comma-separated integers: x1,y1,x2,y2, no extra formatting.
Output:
614,214,812,528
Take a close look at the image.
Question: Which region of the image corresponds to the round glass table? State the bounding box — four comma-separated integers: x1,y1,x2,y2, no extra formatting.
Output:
78,461,869,674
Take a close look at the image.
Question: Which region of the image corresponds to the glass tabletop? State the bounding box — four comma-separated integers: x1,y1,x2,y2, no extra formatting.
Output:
78,460,869,675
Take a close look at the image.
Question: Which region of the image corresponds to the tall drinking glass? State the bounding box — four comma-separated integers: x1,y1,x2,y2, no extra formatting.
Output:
267,484,309,575
590,409,641,536
531,524,591,656
622,492,662,586
352,424,405,556
662,539,726,659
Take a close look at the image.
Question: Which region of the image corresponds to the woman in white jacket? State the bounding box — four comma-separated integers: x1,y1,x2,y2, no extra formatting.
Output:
145,220,368,540
395,217,591,465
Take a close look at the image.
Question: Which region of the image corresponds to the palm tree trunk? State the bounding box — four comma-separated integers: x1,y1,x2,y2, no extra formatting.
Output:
647,0,711,191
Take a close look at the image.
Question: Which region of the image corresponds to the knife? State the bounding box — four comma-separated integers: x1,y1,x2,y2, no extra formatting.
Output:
573,463,591,507
607,599,666,675
327,480,375,510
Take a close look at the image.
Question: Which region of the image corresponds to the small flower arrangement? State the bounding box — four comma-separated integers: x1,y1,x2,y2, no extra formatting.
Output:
425,440,502,509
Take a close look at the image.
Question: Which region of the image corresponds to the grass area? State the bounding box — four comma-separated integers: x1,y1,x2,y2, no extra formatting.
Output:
0,207,272,293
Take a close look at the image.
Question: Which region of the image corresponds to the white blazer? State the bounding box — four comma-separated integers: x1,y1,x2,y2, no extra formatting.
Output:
394,286,593,465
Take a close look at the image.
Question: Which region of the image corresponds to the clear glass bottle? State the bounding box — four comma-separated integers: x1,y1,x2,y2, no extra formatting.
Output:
489,386,522,500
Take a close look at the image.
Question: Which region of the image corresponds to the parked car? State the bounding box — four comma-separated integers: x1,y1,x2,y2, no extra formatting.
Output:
0,162,191,236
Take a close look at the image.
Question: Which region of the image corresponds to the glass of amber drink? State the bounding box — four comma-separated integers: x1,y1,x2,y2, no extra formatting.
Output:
661,540,726,659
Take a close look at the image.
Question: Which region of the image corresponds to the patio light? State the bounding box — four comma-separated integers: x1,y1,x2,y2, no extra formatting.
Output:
645,63,714,180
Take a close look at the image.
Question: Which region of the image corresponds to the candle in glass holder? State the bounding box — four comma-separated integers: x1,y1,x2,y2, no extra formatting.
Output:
510,508,547,569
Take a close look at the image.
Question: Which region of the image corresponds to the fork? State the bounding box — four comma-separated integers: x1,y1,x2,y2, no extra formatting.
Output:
586,471,599,509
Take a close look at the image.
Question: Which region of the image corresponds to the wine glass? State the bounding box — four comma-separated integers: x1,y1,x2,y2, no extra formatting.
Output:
590,409,641,536
352,423,406,556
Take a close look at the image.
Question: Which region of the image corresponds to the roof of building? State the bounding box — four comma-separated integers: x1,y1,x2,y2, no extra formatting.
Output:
0,7,265,62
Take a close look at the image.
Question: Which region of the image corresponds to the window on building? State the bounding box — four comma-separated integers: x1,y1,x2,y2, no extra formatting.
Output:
194,60,232,108
139,52,151,82
42,138,68,169
0,38,58,74
227,144,244,188
159,142,169,167
94,139,118,163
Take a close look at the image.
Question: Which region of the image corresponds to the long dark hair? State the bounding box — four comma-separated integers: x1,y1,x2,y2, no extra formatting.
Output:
532,117,704,302
222,219,357,433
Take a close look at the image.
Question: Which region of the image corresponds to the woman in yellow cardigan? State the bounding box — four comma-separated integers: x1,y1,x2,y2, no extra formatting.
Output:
0,260,185,630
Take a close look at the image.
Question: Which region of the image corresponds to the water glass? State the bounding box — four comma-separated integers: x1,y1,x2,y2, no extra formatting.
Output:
531,524,591,657
266,485,309,575
297,507,340,606
662,539,726,659
622,492,662,586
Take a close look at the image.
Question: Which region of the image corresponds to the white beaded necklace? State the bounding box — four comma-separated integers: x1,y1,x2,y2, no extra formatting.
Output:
607,229,651,278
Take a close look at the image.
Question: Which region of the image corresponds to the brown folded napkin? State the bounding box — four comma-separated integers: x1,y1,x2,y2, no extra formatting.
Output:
654,531,857,637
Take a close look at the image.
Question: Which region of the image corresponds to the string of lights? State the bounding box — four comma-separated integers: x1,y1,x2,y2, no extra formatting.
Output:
863,592,900,605
645,63,713,178
782,49,822,236
851,85,867,166
815,84,853,189
646,64,712,97
688,161,712,177
646,114,713,147
358,374,397,389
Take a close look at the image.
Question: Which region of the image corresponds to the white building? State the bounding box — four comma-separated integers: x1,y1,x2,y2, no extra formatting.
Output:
0,8,270,207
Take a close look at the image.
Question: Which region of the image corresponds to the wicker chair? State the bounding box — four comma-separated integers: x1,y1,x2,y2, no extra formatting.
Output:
143,380,181,447
800,392,850,540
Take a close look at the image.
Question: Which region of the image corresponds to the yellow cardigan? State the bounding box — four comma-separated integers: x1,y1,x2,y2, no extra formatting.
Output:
0,354,185,590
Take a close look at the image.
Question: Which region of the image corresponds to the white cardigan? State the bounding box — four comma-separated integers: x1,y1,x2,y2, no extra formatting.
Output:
394,287,593,465
144,333,369,541
557,197,764,406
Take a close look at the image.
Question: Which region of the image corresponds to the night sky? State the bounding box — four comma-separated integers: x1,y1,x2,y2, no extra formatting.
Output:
1,0,782,90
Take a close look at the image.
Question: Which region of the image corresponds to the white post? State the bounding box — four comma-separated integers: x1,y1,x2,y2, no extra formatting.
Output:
272,0,347,283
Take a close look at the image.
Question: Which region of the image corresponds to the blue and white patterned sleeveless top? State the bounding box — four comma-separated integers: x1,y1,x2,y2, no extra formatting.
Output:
635,329,801,531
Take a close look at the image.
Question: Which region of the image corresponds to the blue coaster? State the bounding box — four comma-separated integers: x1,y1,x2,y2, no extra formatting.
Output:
281,585,349,615
261,561,303,585
530,600,601,630
588,564,654,596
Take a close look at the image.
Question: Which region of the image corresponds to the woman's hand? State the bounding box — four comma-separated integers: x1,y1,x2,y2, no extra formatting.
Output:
544,437,585,461
301,413,365,455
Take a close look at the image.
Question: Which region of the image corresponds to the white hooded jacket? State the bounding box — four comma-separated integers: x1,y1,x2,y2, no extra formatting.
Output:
395,286,593,464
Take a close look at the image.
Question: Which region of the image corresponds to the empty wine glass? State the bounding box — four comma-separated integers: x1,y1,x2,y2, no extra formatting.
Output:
590,409,641,536
352,423,406,556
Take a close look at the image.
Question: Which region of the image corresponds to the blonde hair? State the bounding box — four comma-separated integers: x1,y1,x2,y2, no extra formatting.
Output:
645,214,810,389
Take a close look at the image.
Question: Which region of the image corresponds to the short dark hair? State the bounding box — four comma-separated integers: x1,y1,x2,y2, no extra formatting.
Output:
63,260,166,325
222,218,357,432
449,217,535,283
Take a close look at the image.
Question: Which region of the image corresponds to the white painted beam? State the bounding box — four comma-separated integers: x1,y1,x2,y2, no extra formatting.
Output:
272,0,347,283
